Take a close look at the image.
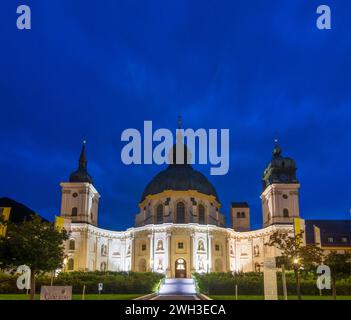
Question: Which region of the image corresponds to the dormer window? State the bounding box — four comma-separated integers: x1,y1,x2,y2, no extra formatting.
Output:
327,237,334,243
341,237,348,243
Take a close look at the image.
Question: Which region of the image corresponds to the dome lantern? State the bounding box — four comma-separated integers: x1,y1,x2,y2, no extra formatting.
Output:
262,140,298,190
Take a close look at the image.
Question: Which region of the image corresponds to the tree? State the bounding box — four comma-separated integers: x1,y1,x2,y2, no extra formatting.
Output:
0,215,68,300
324,251,351,299
266,230,324,300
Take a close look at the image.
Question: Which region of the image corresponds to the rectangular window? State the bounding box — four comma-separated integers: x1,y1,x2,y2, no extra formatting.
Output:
215,244,220,251
341,237,348,243
327,237,334,243
178,242,184,249
142,244,146,251
237,212,245,218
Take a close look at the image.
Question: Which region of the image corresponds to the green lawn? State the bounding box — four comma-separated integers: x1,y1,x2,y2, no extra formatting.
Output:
0,293,145,300
210,295,351,300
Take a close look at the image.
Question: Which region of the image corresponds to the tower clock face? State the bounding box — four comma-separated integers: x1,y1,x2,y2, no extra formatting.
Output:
280,174,288,182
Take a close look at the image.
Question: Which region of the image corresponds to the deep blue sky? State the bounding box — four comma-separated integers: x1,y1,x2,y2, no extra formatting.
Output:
0,1,350,231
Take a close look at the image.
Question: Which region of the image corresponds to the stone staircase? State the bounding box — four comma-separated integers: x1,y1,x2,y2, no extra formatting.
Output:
158,278,197,296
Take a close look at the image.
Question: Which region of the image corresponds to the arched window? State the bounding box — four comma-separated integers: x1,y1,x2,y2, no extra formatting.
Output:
156,204,163,224
67,258,74,271
198,205,205,224
71,207,78,216
176,202,185,223
69,239,75,251
101,244,107,256
283,208,289,217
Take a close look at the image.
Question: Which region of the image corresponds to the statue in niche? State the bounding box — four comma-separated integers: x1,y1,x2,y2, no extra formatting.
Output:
198,257,204,271
198,240,205,251
156,240,164,251
254,245,260,257
127,245,131,255
157,259,163,271
230,245,234,255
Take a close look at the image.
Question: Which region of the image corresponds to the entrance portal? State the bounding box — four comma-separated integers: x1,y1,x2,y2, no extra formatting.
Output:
175,258,186,278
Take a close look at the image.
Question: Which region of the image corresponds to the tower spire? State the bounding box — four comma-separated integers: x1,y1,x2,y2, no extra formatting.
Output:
79,140,87,169
69,140,93,183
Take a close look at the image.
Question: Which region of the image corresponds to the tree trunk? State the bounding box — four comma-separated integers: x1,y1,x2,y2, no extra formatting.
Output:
294,267,301,300
30,270,36,300
332,277,336,300
281,264,288,300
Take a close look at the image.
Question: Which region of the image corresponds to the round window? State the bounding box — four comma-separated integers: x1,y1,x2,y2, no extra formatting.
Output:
283,194,288,199
72,193,78,198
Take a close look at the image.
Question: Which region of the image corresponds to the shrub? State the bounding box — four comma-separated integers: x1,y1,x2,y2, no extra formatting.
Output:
0,271,164,294
193,272,351,296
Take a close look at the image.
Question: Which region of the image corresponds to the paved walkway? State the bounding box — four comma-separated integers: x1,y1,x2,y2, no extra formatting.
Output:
151,295,200,300
151,278,200,300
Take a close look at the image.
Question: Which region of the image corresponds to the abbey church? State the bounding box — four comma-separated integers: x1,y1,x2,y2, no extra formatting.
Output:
59,135,351,277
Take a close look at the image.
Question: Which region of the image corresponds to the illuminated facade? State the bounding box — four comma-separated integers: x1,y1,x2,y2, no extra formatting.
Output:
60,139,300,277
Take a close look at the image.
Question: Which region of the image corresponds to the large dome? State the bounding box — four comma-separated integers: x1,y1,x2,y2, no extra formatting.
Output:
141,164,219,202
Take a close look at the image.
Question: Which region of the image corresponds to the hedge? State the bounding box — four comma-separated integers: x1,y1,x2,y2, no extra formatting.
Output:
0,271,164,294
193,272,351,296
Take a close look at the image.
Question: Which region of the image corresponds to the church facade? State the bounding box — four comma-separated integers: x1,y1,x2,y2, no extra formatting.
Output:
59,139,302,278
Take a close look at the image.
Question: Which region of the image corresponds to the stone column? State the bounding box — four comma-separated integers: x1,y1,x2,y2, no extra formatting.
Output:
249,237,254,272
131,235,135,272
191,233,196,271
207,233,213,273
166,232,172,277
83,228,89,271
148,232,154,271
107,237,111,271
235,238,241,272
226,236,230,272
95,235,99,271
